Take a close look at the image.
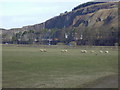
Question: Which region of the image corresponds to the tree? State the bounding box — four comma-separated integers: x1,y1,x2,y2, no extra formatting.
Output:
12,35,17,44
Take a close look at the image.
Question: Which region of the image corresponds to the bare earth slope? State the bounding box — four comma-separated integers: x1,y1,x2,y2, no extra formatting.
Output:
84,74,118,88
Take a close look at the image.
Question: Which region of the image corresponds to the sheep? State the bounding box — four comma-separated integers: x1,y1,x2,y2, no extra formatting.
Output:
40,49,44,52
99,50,103,53
61,49,68,52
91,50,95,53
84,50,87,53
40,49,47,52
43,49,47,52
105,51,109,53
64,50,68,52
81,50,87,53
81,50,84,53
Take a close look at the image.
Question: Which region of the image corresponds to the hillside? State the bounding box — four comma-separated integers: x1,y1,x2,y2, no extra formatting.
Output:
1,1,119,46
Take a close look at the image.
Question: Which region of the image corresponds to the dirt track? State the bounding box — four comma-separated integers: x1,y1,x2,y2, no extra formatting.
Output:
84,75,118,88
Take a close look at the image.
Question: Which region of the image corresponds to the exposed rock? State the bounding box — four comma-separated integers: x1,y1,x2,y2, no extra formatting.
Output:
1,1,119,45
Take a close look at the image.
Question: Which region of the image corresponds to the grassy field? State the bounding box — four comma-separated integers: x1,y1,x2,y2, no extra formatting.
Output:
2,45,118,88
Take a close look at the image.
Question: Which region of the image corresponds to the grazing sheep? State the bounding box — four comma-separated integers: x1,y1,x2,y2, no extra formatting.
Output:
64,50,68,52
43,49,47,52
91,50,95,53
40,49,44,52
99,50,103,53
81,50,84,53
84,50,87,53
61,49,68,52
105,51,109,53
81,50,87,53
40,49,47,52
61,50,64,52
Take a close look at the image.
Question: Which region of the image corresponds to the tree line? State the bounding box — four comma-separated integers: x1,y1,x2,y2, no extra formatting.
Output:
2,26,119,46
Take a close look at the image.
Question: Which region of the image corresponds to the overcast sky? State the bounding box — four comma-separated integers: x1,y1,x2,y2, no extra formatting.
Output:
0,0,92,29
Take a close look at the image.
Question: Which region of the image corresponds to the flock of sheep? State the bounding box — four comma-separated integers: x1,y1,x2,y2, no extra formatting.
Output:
40,49,68,52
81,50,109,53
40,49,109,54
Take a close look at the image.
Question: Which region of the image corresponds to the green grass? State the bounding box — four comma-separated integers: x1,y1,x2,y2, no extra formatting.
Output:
2,45,118,88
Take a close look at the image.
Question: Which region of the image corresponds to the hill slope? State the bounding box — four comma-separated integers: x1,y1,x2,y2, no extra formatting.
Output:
1,1,119,45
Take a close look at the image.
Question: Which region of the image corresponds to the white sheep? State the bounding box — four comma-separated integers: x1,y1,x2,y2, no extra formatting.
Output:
64,50,68,52
81,50,87,53
84,50,87,53
61,49,68,52
99,50,103,53
105,51,109,53
43,49,47,52
40,49,44,52
40,49,47,52
91,50,95,53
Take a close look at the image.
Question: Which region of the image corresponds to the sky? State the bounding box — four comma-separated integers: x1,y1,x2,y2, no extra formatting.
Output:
0,0,92,29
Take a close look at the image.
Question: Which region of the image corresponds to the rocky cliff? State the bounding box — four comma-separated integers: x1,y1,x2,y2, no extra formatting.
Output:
1,1,119,45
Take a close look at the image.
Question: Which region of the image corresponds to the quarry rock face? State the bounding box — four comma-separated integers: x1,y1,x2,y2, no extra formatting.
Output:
2,2,118,31
1,2,119,45
45,3,117,28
